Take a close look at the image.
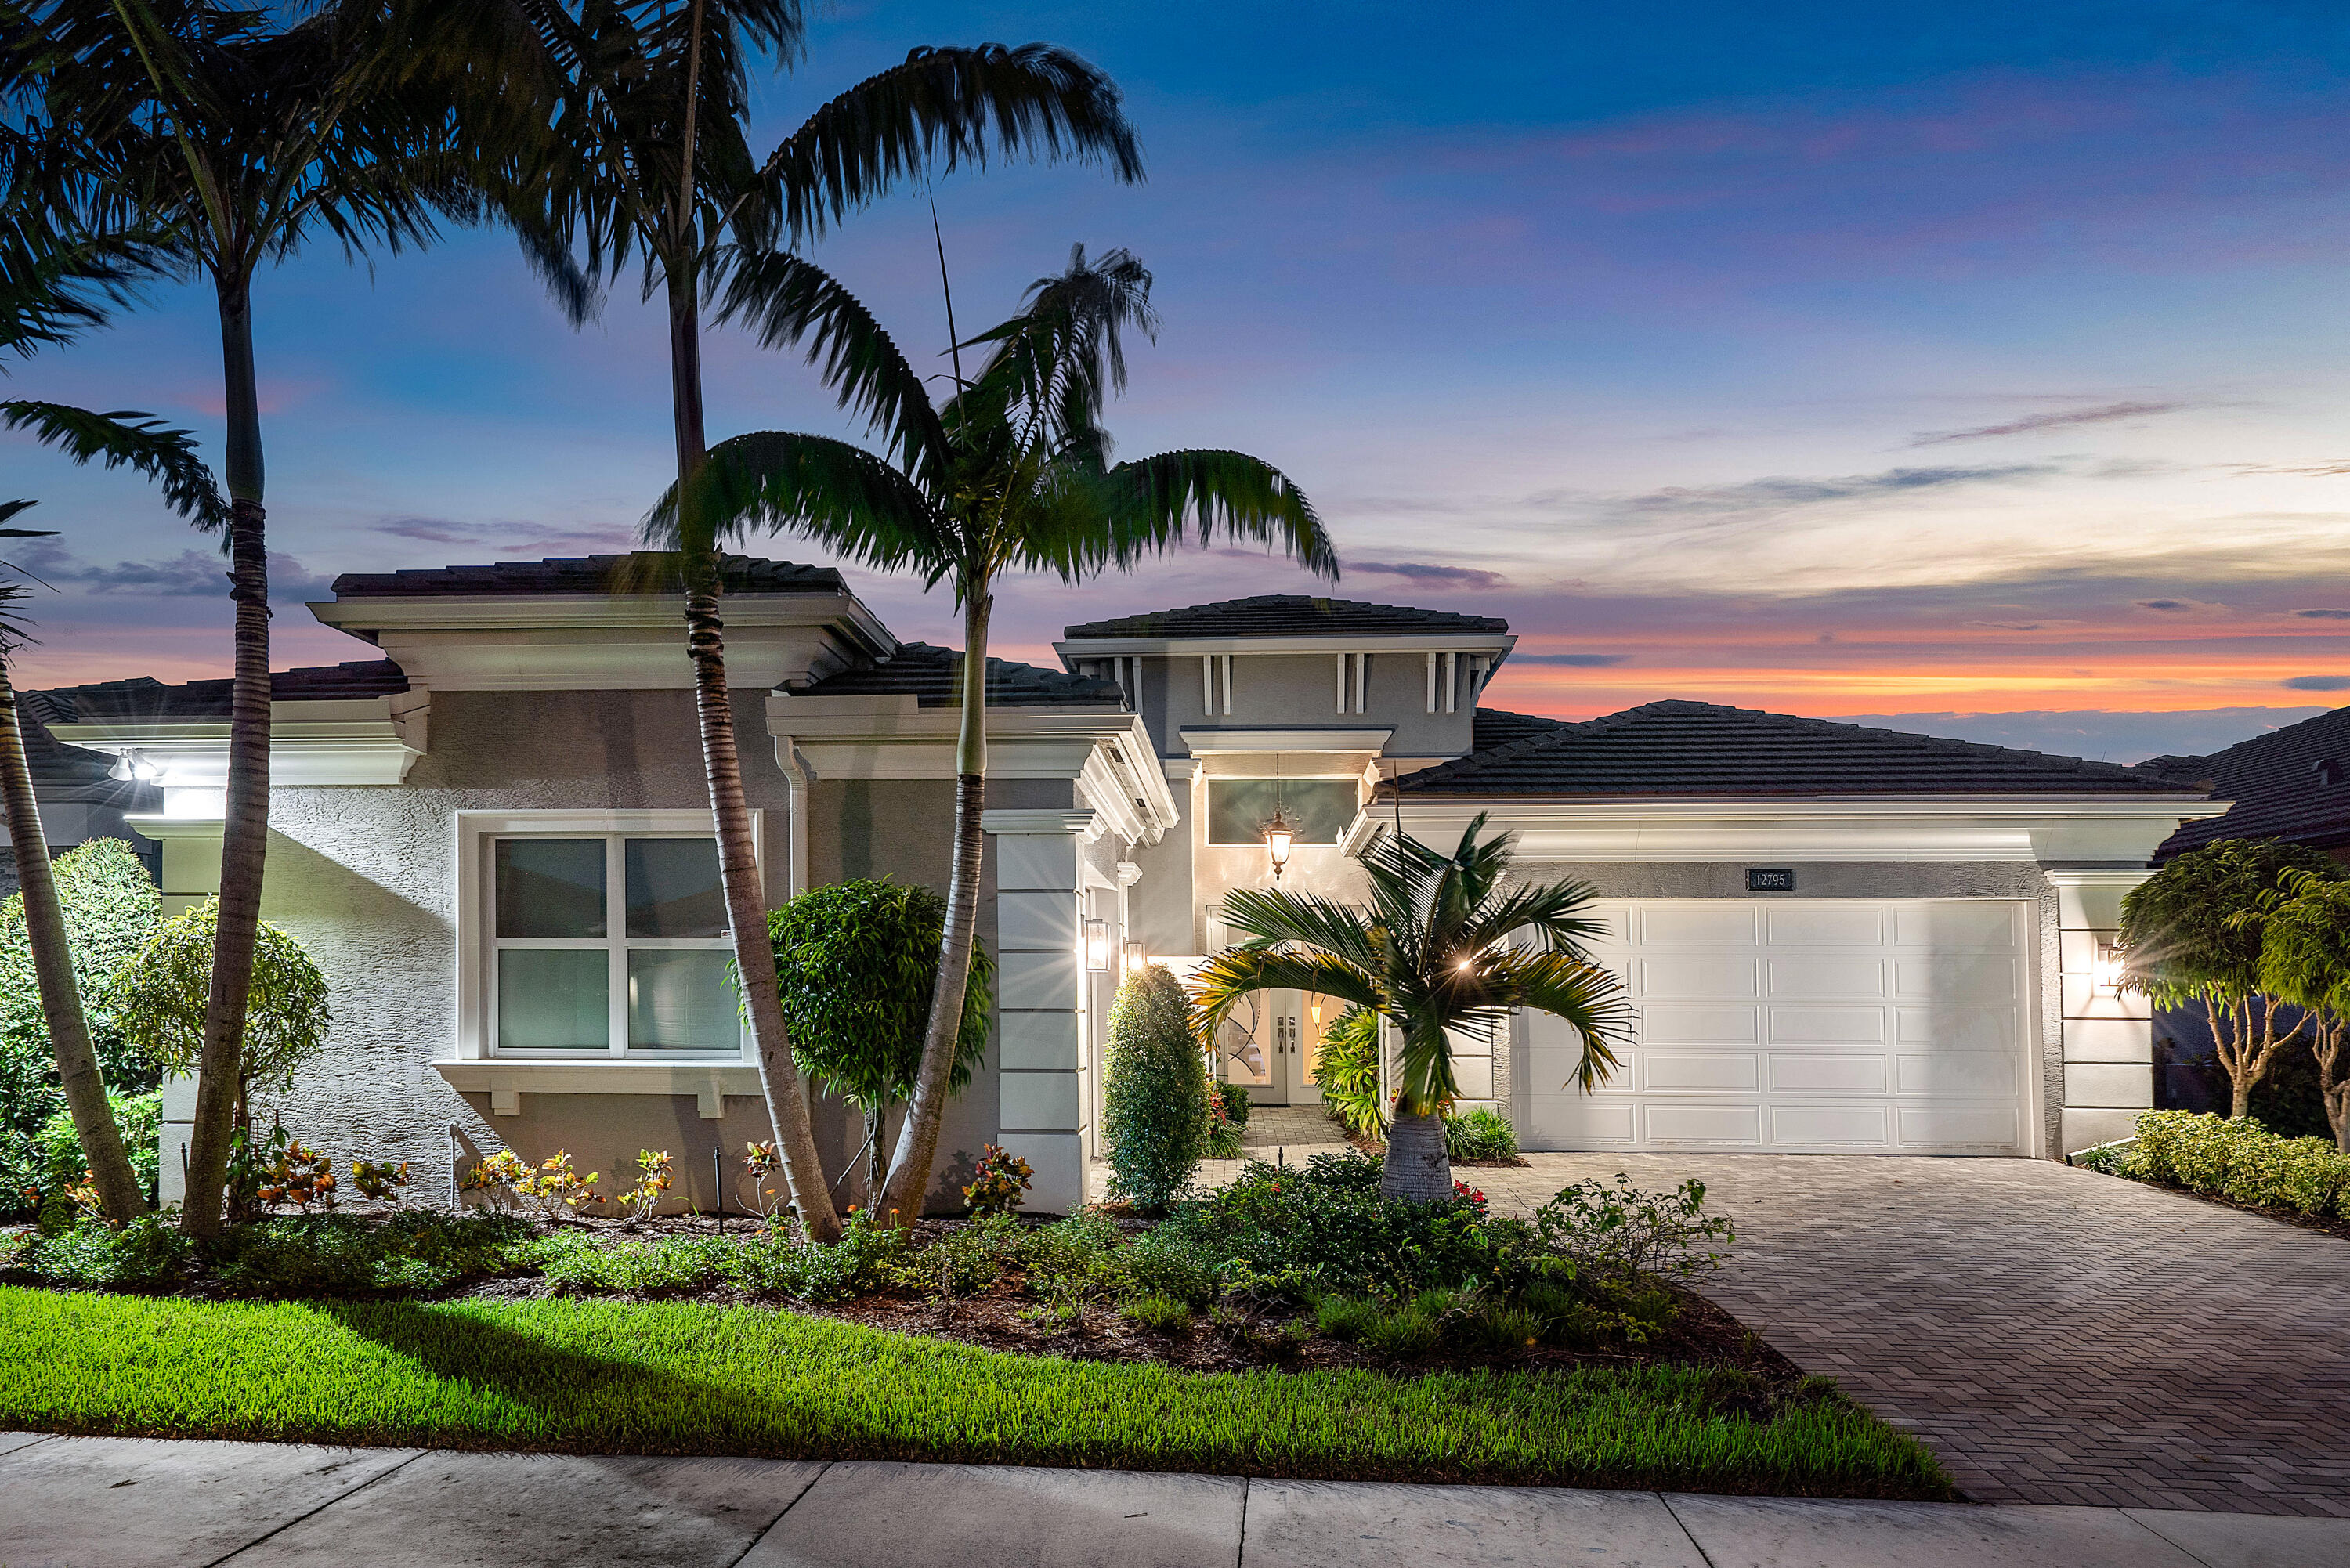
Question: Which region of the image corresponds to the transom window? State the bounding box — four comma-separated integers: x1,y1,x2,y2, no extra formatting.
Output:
490,835,742,1057
1205,779,1358,846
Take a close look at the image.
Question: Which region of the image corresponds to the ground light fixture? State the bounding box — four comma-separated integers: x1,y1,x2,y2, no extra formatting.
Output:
1083,917,1112,972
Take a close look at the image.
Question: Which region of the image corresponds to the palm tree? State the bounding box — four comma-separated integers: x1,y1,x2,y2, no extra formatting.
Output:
0,403,227,1221
8,0,475,1234
651,243,1335,1222
1194,814,1632,1201
494,3,1142,1240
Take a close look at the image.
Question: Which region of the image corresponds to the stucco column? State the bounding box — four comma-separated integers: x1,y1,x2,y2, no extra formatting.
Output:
2045,867,2156,1154
129,815,225,1204
985,807,1101,1213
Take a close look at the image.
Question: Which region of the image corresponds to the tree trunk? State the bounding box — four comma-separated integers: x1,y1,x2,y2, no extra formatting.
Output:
2316,1024,2349,1154
0,662,146,1220
1380,1107,1453,1202
668,274,840,1244
183,276,270,1239
879,585,991,1224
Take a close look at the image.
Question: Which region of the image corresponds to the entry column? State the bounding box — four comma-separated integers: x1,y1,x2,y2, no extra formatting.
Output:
2045,867,2156,1154
985,807,1101,1213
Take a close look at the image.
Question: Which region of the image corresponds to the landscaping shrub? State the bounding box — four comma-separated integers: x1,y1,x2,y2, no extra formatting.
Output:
5,1090,161,1219
1102,966,1209,1210
1528,1175,1735,1292
962,1144,1033,1216
1119,1293,1192,1331
17,1212,190,1288
1317,1006,1384,1136
208,1212,537,1295
107,898,331,1118
1202,1082,1244,1160
1363,1301,1441,1357
2109,1111,2350,1218
1212,1082,1250,1126
1444,1107,1517,1162
1313,1294,1381,1341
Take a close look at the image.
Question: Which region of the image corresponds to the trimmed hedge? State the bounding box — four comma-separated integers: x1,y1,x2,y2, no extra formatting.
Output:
2083,1111,2350,1219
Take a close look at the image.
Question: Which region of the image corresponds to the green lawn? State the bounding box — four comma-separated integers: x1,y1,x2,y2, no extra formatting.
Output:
0,1287,1950,1497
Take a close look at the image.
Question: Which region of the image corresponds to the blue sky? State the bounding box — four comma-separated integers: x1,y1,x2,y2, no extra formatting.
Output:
13,0,2350,762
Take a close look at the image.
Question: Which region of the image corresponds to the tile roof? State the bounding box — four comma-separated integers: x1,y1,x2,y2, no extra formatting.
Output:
27,659,410,724
1063,594,1508,639
329,553,847,598
792,643,1125,709
1470,706,1568,752
1389,699,2207,800
2153,706,2350,860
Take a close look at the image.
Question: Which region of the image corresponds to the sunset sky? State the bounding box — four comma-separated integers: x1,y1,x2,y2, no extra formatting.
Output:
12,0,2350,763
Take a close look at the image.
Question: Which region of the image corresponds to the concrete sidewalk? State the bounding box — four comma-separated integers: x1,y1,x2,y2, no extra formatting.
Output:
4,1433,2344,1568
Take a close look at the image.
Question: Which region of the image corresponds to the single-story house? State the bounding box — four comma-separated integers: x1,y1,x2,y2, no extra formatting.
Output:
30,554,2226,1212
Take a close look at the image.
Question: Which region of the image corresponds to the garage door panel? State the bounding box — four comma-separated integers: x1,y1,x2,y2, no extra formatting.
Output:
1641,1053,1761,1092
1524,898,2030,1157
1637,956,1757,999
1643,1103,1764,1143
1766,1006,1885,1044
1770,1104,1890,1145
1638,905,1758,945
1643,1004,1761,1044
1765,905,1888,945
1769,1053,1889,1093
1896,956,2020,1005
1766,957,1885,999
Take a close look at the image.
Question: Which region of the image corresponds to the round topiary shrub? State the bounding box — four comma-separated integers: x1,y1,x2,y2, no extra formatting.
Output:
106,898,331,1122
1102,964,1209,1212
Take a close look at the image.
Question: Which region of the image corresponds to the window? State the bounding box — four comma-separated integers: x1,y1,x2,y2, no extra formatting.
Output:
489,833,742,1057
1206,779,1358,846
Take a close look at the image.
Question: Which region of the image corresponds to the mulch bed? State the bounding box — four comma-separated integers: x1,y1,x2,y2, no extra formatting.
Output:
2124,1179,2350,1241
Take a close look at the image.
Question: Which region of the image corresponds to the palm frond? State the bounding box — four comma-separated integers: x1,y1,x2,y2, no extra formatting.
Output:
645,428,945,570
0,400,226,529
1021,447,1336,582
1216,885,1383,971
1190,945,1383,1035
1490,948,1632,1092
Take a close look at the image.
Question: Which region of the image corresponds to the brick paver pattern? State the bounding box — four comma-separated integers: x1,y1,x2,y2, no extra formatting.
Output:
1463,1153,2350,1516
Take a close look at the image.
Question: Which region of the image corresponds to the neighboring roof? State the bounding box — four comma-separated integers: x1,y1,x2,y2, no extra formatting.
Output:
2153,706,2350,860
1388,699,2209,800
329,553,847,598
791,643,1125,709
27,659,410,725
1063,594,1509,640
12,699,143,804
1471,706,1567,752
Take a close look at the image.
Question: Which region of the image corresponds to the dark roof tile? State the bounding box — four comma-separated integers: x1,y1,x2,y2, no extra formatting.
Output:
330,553,846,598
794,643,1123,710
1390,699,2206,800
2154,706,2350,859
1471,706,1567,752
28,659,409,724
1064,594,1506,639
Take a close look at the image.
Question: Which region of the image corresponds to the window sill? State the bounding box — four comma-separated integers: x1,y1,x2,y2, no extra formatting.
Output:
432,1060,764,1118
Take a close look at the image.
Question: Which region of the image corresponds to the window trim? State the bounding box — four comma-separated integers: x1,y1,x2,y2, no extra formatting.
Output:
454,809,761,1062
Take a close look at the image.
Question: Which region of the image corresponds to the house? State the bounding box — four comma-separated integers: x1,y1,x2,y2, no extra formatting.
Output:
2146,704,2350,863
31,555,2225,1213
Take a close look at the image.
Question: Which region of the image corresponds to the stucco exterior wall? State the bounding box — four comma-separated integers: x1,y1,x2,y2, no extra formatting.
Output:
1144,651,1481,760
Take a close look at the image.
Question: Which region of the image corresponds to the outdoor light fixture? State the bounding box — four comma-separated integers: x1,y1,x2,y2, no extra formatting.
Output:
107,750,164,784
2092,942,2126,995
1083,917,1111,972
1123,938,1145,973
1262,757,1296,880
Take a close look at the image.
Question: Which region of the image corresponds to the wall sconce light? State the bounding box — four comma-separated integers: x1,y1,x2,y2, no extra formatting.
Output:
1122,938,1145,974
1263,807,1296,881
2092,941,2126,995
1083,916,1111,972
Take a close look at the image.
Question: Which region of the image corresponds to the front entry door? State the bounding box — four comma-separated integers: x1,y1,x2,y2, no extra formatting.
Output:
1218,989,1329,1107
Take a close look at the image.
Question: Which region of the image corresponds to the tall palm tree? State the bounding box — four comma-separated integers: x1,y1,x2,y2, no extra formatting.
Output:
652,243,1336,1222
9,0,474,1234
494,1,1142,1240
0,403,227,1221
1194,814,1632,1201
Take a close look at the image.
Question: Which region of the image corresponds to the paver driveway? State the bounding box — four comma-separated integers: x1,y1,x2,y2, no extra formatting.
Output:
1474,1154,2350,1516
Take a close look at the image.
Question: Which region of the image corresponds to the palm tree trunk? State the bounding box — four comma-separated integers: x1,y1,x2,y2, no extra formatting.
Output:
1381,1107,1454,1202
182,274,270,1239
668,273,841,1243
879,583,991,1223
0,660,146,1220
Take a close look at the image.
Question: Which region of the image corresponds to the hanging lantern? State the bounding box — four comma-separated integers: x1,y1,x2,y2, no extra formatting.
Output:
1264,807,1296,880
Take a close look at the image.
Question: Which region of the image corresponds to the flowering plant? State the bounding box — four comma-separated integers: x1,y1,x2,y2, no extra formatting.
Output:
963,1143,1034,1217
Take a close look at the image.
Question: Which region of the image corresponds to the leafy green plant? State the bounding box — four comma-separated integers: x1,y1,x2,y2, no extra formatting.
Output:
1316,1006,1385,1137
2112,1110,2350,1217
1103,966,1210,1210
5,1091,161,1222
1119,1293,1192,1331
2254,873,2350,1151
614,1150,673,1222
20,1212,190,1289
962,1144,1033,1217
1213,1082,1251,1127
1314,1294,1381,1342
1202,1081,1244,1160
106,899,331,1125
351,1158,410,1205
1529,1176,1734,1293
208,1212,537,1295
1444,1108,1518,1162
256,1139,336,1212
768,880,994,1194
1363,1302,1441,1358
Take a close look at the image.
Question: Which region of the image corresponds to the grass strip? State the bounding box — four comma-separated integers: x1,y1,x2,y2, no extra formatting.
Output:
0,1287,1951,1498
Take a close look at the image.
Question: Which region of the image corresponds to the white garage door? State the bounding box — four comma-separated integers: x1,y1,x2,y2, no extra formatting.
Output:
1525,899,2031,1155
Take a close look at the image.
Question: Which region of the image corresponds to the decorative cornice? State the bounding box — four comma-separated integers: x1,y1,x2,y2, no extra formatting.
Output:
982,808,1103,840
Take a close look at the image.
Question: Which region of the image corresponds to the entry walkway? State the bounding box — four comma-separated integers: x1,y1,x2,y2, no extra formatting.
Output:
5,1433,2342,1568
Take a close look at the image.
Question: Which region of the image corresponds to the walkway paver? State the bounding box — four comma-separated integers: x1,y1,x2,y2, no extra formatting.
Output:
1468,1154,2350,1516
5,1436,2345,1568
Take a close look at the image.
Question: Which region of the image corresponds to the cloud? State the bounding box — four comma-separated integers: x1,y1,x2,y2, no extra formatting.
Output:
2295,608,2350,620
1611,463,2057,521
1347,559,1506,590
2225,461,2350,477
374,517,484,545
13,544,335,602
2135,598,2193,612
1907,400,2187,446
1512,653,1629,667
2283,675,2350,691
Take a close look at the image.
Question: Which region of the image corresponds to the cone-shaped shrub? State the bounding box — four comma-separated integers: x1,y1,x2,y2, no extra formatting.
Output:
1103,965,1209,1211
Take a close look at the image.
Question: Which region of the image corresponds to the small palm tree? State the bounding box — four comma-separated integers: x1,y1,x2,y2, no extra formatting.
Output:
1193,814,1631,1201
651,244,1335,1220
490,2,1143,1241
12,0,467,1234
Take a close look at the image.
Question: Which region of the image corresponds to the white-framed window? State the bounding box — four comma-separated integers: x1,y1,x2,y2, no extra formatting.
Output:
456,811,757,1061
